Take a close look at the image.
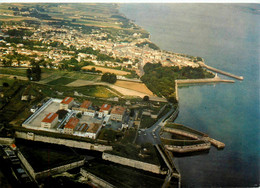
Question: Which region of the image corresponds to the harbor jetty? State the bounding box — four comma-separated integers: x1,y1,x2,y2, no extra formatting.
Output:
199,62,244,80
161,123,225,153
175,76,234,101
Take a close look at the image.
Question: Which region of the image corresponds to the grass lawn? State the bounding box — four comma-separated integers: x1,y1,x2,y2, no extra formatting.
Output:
107,143,160,165
0,68,27,77
140,115,157,129
0,75,16,86
47,77,76,85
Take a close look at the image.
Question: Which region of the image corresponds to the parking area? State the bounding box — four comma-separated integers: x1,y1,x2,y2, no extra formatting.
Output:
26,101,60,128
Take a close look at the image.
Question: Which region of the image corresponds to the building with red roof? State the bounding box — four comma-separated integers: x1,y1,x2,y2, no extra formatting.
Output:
98,104,111,118
64,117,79,134
41,112,58,129
110,106,126,122
80,100,92,109
60,97,74,110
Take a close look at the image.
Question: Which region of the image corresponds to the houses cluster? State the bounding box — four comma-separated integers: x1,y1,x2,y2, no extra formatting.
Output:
0,21,200,73
40,97,127,139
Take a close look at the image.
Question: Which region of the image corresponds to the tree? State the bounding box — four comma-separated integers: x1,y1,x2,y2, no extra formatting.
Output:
26,68,32,80
26,64,41,81
56,109,68,120
143,95,149,102
76,113,82,118
101,72,117,84
2,82,9,87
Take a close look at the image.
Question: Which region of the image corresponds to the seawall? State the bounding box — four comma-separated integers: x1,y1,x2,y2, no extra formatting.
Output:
164,143,211,153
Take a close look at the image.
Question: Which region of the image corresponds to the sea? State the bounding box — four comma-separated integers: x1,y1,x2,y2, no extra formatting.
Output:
120,4,260,187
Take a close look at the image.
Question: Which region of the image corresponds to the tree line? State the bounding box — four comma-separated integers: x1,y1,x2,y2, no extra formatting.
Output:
141,63,214,103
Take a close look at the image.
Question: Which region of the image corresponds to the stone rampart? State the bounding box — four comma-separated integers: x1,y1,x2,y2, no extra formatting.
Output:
102,152,166,175
15,131,112,152
164,143,211,153
163,127,201,140
80,168,115,188
0,137,14,145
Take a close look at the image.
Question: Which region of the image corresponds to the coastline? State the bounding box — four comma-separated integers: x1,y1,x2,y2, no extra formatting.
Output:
119,4,259,187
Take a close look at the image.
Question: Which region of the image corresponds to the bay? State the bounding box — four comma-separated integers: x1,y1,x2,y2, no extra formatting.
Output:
120,3,260,187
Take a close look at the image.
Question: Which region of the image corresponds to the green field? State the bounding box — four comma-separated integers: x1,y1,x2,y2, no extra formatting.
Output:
0,68,27,77
41,69,99,83
47,77,76,85
0,75,16,86
38,83,117,98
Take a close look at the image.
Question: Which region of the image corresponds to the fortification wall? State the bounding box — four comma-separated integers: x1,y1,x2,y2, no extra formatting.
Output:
80,168,115,188
0,137,14,145
102,153,166,175
15,131,112,152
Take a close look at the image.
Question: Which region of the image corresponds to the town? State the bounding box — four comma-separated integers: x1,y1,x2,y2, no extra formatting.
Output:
0,3,228,188
0,4,201,78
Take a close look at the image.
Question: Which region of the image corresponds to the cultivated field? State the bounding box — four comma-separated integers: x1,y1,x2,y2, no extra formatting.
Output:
82,66,130,75
114,80,154,95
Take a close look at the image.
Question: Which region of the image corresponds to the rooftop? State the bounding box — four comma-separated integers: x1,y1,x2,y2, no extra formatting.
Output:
111,106,125,115
64,117,79,129
75,123,89,132
41,112,58,123
61,97,74,105
87,123,102,133
80,100,92,109
100,104,111,112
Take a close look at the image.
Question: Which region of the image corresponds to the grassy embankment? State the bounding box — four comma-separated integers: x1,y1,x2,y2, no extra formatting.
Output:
16,139,85,172
84,159,165,188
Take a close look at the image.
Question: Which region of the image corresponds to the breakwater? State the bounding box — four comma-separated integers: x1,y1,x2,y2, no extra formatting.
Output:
162,124,225,150
199,62,244,80
164,142,211,153
175,77,234,101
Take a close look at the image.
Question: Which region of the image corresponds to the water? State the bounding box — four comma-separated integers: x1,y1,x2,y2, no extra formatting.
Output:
120,4,260,187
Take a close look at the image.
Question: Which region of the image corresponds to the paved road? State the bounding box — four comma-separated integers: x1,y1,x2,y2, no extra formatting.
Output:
136,106,176,145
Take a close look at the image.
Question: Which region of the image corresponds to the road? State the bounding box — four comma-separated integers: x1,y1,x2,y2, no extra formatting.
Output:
135,106,176,145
